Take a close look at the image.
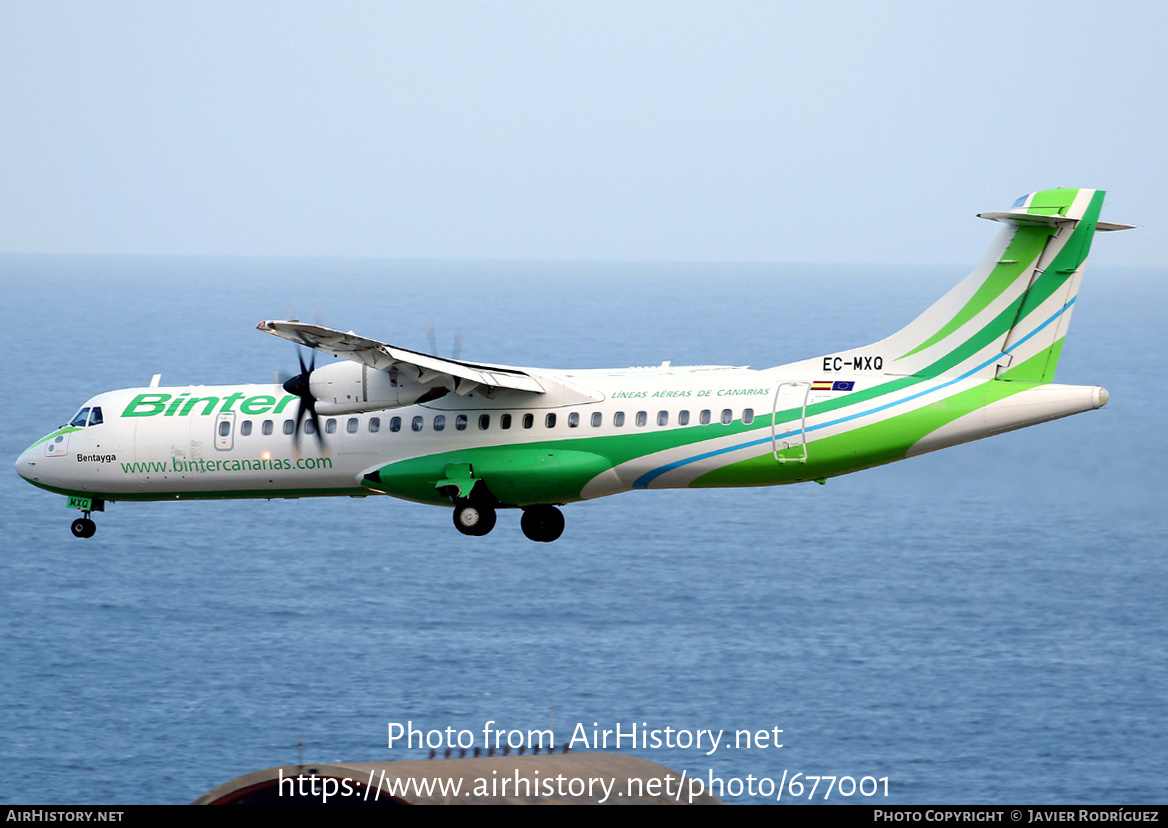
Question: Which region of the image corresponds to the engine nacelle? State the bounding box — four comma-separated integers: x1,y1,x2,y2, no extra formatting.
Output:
309,361,437,415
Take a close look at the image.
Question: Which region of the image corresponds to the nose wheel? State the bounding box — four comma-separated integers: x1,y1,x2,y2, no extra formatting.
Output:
71,514,97,538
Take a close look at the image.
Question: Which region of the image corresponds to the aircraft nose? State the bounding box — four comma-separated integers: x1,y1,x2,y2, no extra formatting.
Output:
15,449,36,482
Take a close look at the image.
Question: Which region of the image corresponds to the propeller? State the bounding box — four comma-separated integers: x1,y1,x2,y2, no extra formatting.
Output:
280,346,324,451
425,319,438,355
425,319,465,360
452,327,464,361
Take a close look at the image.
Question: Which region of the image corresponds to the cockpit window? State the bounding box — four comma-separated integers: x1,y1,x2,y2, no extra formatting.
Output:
88,407,104,427
70,408,91,428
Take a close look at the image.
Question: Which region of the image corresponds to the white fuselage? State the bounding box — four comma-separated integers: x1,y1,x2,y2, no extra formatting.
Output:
15,359,1106,506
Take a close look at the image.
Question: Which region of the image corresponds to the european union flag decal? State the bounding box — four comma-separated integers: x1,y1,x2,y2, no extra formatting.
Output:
832,381,855,391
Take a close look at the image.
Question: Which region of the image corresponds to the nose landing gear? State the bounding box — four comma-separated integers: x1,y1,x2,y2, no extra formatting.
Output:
71,513,97,538
66,497,103,539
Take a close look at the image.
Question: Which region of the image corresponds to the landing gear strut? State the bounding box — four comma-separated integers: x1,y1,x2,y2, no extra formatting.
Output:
453,502,497,537
521,505,565,543
71,514,97,538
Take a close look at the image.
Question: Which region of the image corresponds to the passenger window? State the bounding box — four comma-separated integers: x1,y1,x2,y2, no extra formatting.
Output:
721,409,733,425
743,409,754,425
369,417,380,433
283,419,295,435
218,421,231,437
635,411,647,427
568,412,579,428
523,413,534,429
678,410,690,425
546,413,556,428
657,411,668,426
240,421,252,436
305,420,316,435
70,408,91,428
347,417,359,433
699,410,711,425
326,418,337,434
88,407,104,427
390,417,401,433
613,412,625,427
411,416,423,432
591,412,602,427
262,420,274,435
433,415,445,431
456,415,467,431
501,414,512,430
478,415,490,430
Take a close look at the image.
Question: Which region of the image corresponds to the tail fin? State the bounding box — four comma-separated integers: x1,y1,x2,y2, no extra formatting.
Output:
828,189,1131,383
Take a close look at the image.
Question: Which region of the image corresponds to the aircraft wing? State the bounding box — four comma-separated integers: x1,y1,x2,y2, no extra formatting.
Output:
257,320,546,396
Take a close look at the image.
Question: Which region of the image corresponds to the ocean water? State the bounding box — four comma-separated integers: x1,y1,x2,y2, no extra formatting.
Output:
1,254,1165,804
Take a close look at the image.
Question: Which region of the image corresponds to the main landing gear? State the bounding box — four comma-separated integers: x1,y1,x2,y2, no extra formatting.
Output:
452,502,497,537
450,501,565,542
71,514,97,538
520,505,564,543
520,504,565,541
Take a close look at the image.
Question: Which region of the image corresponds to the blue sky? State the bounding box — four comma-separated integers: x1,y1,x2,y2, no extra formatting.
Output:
1,1,1163,265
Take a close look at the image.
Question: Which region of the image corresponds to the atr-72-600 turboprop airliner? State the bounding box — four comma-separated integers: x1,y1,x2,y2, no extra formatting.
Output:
16,189,1132,542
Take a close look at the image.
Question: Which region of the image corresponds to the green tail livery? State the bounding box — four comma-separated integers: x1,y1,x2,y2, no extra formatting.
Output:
16,189,1133,541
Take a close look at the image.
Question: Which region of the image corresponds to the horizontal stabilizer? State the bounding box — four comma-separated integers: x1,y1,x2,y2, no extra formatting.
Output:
979,211,1136,231
977,210,1078,227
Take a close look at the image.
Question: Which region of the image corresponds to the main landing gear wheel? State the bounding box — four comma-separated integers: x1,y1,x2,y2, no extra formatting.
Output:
453,503,497,537
520,505,565,543
71,517,96,539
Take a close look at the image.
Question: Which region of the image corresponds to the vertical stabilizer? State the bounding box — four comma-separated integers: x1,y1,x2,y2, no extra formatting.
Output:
808,189,1129,383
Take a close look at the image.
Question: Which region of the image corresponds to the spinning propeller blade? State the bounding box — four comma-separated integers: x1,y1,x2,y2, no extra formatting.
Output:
280,347,323,451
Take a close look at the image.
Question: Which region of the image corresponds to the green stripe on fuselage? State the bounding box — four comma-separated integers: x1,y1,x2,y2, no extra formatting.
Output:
26,426,82,450
691,377,1039,488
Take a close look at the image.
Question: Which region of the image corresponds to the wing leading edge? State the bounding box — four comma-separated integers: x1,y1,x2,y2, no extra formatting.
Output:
257,320,546,396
